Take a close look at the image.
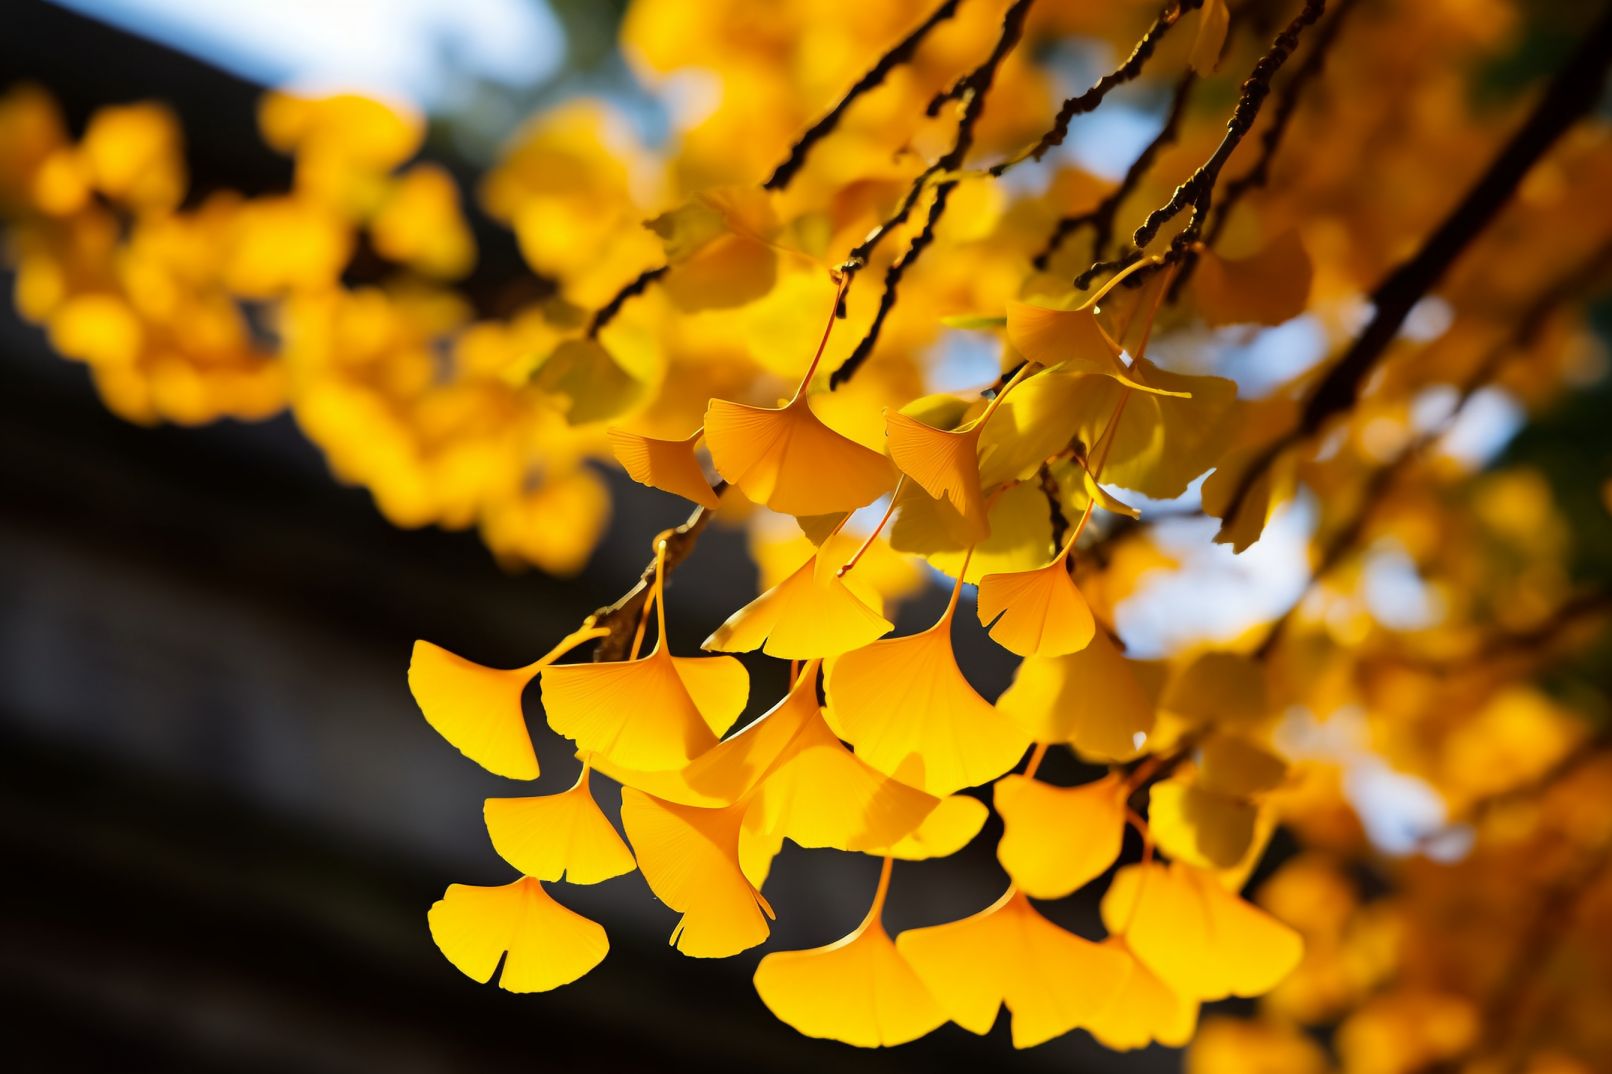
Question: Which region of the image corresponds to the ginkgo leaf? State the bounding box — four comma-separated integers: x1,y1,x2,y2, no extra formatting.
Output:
755,915,946,1047
619,788,775,958
532,338,647,425
484,767,636,884
977,557,1096,657
651,187,781,311
896,888,1132,1048
705,395,894,516
826,621,1031,796
703,546,892,659
607,428,719,508
1101,861,1303,1001
1073,461,1141,519
1188,0,1230,74
884,411,988,542
1199,733,1289,796
669,653,750,736
541,641,745,771
427,876,608,992
1083,938,1200,1052
1160,651,1269,726
1005,303,1191,397
994,773,1126,899
1192,230,1312,327
408,640,541,780
995,630,1159,760
989,362,1237,500
590,660,822,807
891,478,1054,584
885,794,989,860
748,707,941,854
1201,397,1301,552
1147,778,1260,870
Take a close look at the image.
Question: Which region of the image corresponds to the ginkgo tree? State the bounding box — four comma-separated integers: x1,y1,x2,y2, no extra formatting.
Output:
6,0,1612,1068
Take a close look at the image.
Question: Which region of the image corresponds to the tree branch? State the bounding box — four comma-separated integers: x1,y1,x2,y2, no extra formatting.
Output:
990,0,1203,177
584,486,726,661
1213,3,1612,535
1033,71,1197,271
585,264,669,339
829,0,1037,387
1075,0,1328,290
764,0,962,191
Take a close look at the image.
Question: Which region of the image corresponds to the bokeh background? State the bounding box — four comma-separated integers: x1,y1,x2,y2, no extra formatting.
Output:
2,1,1608,1071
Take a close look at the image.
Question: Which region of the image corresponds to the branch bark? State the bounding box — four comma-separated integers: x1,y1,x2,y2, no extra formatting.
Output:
1214,3,1612,537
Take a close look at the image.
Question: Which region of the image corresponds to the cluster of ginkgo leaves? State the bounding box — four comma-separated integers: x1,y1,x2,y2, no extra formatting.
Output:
6,0,1612,1068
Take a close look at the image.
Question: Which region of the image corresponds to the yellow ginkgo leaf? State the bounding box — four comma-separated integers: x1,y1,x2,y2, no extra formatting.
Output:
1160,651,1269,726
896,887,1132,1048
1188,0,1230,74
886,794,990,860
977,557,1096,657
1101,861,1303,1001
748,706,941,854
995,630,1159,760
427,876,608,993
484,766,636,884
1147,777,1260,870
619,788,775,958
705,395,893,517
1198,732,1289,796
994,773,1127,899
755,915,946,1048
703,546,892,659
884,411,988,542
754,862,946,1048
541,639,746,771
826,616,1031,796
669,653,750,736
408,640,541,780
891,478,1054,585
607,427,720,508
590,660,822,807
1191,229,1313,327
532,338,647,425
1083,938,1200,1052
1005,303,1192,397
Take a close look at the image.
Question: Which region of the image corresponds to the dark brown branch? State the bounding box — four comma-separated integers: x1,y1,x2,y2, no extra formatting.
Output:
1212,4,1612,537
585,485,726,661
1075,0,1327,290
1032,71,1196,271
585,264,669,339
1168,0,1360,300
764,0,962,190
1252,240,1612,658
1202,0,1360,247
830,183,954,387
829,0,1036,386
990,0,1203,177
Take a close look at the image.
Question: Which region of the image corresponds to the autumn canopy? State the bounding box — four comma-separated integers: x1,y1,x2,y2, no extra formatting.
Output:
6,0,1612,1069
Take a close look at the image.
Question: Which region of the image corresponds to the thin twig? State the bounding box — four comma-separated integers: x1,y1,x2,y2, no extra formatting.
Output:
991,0,1203,176
585,264,668,339
1075,0,1328,290
1033,71,1197,271
829,0,1037,387
764,0,962,190
1212,3,1612,537
1169,0,1360,299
